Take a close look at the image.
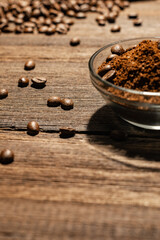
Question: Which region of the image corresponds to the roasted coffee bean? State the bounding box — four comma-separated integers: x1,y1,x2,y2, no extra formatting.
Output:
66,10,76,17
24,27,34,33
59,127,75,138
47,96,62,107
31,77,47,86
0,88,8,99
106,54,117,62
63,18,74,26
70,37,80,46
102,70,116,81
110,129,128,141
24,60,35,71
106,12,116,23
56,23,67,34
98,64,112,77
38,25,48,33
111,24,121,32
158,40,160,49
18,77,29,87
0,149,14,165
128,12,138,19
46,26,56,35
123,1,130,7
98,20,106,26
61,98,74,110
76,12,86,19
111,44,125,55
133,19,142,26
96,15,106,22
27,121,40,136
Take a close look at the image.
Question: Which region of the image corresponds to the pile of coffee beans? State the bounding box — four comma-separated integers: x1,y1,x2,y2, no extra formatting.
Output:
0,0,139,35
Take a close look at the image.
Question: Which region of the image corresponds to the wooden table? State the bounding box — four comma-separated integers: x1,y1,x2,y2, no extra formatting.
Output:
0,1,160,239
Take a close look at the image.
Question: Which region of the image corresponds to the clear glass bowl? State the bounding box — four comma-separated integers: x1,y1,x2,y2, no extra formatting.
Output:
89,37,160,130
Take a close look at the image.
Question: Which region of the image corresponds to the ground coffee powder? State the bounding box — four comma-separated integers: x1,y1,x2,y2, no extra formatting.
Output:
98,40,160,92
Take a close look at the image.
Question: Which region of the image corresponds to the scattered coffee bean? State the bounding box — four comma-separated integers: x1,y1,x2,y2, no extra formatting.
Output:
106,12,116,23
96,15,106,22
31,77,47,87
128,12,138,19
27,121,40,136
61,98,74,110
24,60,35,71
123,1,130,7
111,44,125,55
76,12,86,19
0,149,14,165
98,64,112,77
70,37,80,46
18,77,29,87
110,130,128,141
98,20,106,26
59,127,75,138
102,70,116,81
0,88,8,99
111,24,121,32
106,54,117,62
133,19,142,27
47,96,62,107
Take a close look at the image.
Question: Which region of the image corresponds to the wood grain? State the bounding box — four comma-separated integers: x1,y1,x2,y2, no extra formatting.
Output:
0,1,160,240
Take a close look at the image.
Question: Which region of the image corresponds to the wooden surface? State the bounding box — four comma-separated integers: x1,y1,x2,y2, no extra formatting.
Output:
0,1,160,239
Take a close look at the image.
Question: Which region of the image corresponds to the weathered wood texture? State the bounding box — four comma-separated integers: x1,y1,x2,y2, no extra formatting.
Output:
0,1,160,240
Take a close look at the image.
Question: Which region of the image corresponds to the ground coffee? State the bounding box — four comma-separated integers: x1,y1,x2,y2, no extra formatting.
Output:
98,40,160,92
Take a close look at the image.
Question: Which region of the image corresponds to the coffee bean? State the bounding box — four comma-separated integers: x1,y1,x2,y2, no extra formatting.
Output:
96,15,106,22
98,20,106,26
61,98,74,110
70,37,80,46
47,96,61,107
31,77,47,87
66,10,76,17
106,12,116,23
24,60,35,71
59,127,75,138
133,19,142,26
63,18,74,26
111,24,121,32
123,1,130,7
76,12,86,19
128,12,138,19
111,44,125,55
38,25,48,33
18,77,29,87
0,149,14,165
27,121,40,136
158,40,160,49
106,54,117,62
46,26,56,35
24,27,34,33
98,64,112,77
56,23,68,34
0,88,8,99
102,70,116,81
110,129,128,141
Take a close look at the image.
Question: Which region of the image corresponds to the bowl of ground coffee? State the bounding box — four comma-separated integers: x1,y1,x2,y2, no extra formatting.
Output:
89,37,160,130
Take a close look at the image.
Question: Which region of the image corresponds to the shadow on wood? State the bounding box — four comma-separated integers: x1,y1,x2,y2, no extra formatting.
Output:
87,105,160,164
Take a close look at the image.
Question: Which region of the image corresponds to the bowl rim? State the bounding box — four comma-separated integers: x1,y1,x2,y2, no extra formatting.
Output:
88,36,160,97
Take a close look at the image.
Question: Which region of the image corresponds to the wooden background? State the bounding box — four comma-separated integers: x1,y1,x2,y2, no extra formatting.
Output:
0,1,160,239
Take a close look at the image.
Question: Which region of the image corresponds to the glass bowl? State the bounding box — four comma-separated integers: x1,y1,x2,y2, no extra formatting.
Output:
89,37,160,130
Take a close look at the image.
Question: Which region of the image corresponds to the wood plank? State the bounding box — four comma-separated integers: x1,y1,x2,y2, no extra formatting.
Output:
0,199,160,240
0,0,160,134
0,130,160,239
